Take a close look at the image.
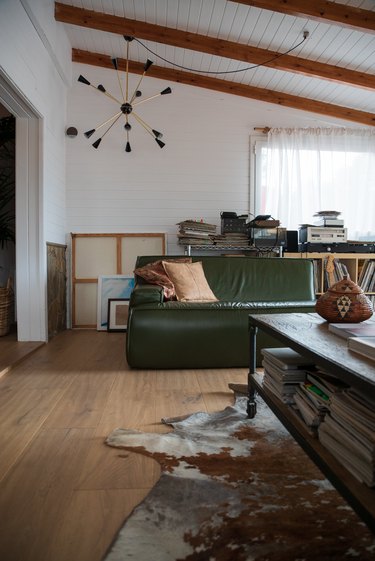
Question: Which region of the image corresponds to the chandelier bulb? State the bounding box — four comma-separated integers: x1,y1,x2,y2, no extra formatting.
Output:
152,129,163,139
97,84,106,92
160,87,172,95
92,138,102,149
155,138,165,149
84,129,96,138
111,58,118,70
124,123,132,131
144,59,153,72
78,75,90,86
136,90,142,97
125,141,131,152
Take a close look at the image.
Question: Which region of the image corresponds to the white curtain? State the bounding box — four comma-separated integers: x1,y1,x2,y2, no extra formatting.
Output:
262,127,375,240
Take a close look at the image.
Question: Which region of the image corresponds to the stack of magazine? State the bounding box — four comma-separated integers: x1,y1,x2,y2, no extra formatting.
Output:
177,220,217,246
293,369,347,433
318,388,375,486
261,348,315,404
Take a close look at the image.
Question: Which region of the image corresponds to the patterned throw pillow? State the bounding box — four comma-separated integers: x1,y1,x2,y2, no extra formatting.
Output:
134,258,192,300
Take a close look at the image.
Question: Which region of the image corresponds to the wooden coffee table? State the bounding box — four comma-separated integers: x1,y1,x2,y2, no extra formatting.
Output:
248,312,375,534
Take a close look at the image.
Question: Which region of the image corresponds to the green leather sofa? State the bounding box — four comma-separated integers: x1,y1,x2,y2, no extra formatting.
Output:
127,255,316,369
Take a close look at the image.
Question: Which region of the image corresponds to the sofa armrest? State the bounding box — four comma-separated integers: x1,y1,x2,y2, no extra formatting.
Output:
130,284,164,306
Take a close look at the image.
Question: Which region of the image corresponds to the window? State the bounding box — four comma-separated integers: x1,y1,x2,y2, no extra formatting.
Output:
254,128,375,241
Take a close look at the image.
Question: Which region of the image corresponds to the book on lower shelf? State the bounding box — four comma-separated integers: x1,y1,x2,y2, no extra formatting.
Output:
291,369,347,432
261,348,315,404
318,388,375,487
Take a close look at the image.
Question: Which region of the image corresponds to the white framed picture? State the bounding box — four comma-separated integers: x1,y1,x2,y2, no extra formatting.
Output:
97,275,134,331
107,298,130,332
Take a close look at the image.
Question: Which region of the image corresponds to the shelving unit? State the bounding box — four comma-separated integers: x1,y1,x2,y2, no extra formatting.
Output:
284,253,375,307
183,244,283,256
248,313,375,533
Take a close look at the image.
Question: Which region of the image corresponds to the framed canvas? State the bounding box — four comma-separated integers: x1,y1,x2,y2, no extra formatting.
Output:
107,298,129,332
97,275,135,331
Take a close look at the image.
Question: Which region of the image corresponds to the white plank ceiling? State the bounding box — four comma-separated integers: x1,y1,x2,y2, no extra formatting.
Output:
56,0,375,123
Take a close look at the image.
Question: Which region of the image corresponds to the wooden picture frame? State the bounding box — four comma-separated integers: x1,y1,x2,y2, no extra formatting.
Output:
107,298,130,332
97,275,134,331
71,232,166,328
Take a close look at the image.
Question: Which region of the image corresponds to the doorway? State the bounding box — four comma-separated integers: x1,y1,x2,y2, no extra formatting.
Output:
0,70,46,342
0,108,16,336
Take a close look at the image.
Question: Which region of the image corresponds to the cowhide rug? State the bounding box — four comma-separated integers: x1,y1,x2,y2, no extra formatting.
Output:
103,395,375,561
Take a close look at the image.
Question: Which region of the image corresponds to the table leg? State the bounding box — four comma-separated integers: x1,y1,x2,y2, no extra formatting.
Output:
247,323,258,418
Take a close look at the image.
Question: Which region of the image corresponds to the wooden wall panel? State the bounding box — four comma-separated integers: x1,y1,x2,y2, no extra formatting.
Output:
47,243,67,339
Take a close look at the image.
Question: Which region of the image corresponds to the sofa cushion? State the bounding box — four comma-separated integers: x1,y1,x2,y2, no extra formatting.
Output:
134,258,192,299
162,261,218,302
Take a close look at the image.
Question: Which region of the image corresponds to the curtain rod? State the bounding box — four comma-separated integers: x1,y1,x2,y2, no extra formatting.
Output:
253,127,270,134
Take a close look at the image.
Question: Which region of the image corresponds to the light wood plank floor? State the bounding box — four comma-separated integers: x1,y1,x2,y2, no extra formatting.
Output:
0,329,247,561
0,330,44,379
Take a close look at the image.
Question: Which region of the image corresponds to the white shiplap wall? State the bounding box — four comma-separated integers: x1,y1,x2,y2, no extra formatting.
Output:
0,0,71,340
0,0,71,246
67,62,355,254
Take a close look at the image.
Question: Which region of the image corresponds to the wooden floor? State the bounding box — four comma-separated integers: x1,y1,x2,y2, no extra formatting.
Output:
0,329,247,561
0,330,44,379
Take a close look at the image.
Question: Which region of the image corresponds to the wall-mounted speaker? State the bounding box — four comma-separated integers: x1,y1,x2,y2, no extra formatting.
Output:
66,126,78,138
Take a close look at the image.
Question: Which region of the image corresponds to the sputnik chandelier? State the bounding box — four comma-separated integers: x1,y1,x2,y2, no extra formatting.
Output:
78,36,172,153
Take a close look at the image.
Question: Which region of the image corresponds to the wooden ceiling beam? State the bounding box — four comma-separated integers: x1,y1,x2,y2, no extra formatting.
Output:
72,49,375,128
232,0,375,34
55,3,375,91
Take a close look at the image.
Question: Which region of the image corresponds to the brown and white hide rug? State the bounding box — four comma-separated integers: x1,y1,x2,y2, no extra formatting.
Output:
104,396,375,561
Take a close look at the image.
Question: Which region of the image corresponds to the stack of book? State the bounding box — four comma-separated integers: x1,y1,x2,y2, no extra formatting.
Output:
348,337,375,360
261,348,315,404
293,370,347,432
318,388,375,486
177,220,217,246
328,321,375,362
313,210,344,227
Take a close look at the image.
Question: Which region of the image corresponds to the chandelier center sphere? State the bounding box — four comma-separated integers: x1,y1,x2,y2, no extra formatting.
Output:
121,102,133,115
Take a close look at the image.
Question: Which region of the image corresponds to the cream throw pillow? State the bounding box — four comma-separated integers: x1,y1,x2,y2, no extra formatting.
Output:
162,261,218,302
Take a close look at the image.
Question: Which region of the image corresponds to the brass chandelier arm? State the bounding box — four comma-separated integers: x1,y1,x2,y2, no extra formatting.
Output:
99,88,122,104
93,111,123,131
117,68,126,102
100,113,123,139
133,92,161,107
129,73,145,104
131,112,165,147
112,59,126,102
125,40,130,102
131,112,155,138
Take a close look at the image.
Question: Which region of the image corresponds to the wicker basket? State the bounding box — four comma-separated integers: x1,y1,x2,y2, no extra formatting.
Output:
316,275,373,323
0,278,14,336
